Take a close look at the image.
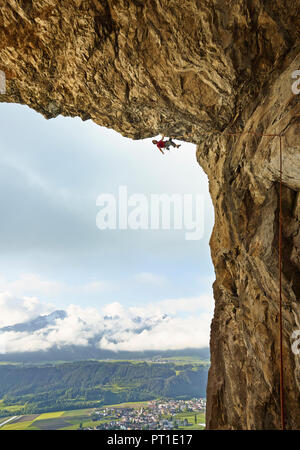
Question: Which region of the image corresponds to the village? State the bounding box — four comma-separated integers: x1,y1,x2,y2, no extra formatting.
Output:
83,398,206,430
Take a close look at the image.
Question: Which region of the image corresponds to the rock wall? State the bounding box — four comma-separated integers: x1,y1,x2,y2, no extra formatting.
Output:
0,0,299,429
198,59,300,428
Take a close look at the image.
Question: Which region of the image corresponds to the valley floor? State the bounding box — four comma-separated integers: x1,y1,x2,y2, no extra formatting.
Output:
0,399,206,430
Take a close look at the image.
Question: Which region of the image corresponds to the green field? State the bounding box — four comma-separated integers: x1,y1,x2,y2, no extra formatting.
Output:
0,401,25,413
101,400,150,409
0,420,34,430
0,362,20,365
0,407,121,430
0,408,96,430
174,411,206,430
155,356,210,365
35,411,64,419
0,402,206,430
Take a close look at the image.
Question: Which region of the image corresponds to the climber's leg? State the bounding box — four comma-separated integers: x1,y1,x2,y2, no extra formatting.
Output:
164,140,171,150
166,138,181,149
165,139,176,148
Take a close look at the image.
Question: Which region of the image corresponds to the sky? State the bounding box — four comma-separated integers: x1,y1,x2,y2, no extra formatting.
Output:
0,102,215,352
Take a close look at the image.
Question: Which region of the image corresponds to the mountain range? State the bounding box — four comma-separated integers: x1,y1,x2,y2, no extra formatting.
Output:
0,310,210,362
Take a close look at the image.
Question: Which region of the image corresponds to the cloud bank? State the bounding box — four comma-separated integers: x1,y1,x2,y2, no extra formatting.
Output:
0,292,213,354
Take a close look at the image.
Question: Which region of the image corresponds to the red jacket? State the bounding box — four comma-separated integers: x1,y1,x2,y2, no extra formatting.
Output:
156,139,165,149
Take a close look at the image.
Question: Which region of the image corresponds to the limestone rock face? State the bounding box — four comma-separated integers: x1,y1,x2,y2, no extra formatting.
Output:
0,0,299,429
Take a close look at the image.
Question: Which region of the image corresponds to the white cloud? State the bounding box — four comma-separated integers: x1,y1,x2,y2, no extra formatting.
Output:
0,291,54,327
0,330,53,353
99,313,211,352
102,301,125,318
0,292,213,354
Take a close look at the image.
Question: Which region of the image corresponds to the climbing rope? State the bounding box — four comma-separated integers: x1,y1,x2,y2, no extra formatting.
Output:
279,134,285,431
191,127,286,429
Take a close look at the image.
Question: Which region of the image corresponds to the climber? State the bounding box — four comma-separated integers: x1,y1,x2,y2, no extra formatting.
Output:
152,135,181,154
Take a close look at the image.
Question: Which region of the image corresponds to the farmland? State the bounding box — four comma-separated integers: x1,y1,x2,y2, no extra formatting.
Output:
0,408,95,430
0,399,206,430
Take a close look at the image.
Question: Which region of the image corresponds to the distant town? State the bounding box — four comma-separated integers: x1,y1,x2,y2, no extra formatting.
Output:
81,398,206,430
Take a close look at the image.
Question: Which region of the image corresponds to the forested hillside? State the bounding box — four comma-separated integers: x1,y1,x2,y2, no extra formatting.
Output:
0,360,208,416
